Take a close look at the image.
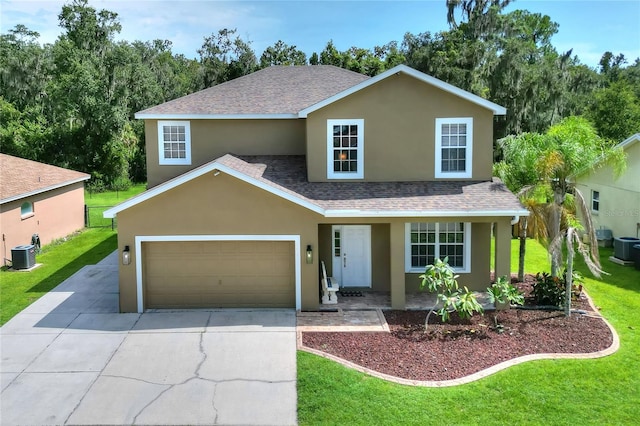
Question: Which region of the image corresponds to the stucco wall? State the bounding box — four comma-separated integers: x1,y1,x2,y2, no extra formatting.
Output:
575,141,640,238
116,172,504,312
116,172,321,312
0,183,86,266
305,73,495,182
145,119,305,187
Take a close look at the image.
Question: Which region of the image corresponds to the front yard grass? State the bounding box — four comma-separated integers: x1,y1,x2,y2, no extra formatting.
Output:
297,240,640,425
0,228,117,325
0,185,146,325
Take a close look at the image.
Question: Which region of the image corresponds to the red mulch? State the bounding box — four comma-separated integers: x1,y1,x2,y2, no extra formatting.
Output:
302,275,613,381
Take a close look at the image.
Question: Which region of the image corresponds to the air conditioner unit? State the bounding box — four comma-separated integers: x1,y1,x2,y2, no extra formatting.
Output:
613,237,640,261
11,244,36,270
595,229,613,248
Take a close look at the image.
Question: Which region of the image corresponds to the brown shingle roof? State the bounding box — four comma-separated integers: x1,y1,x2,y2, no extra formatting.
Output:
217,155,527,214
136,66,370,116
104,154,528,218
0,154,90,203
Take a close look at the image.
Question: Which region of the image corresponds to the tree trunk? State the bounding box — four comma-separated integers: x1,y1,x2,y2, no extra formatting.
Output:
565,232,574,317
518,217,528,282
550,189,564,277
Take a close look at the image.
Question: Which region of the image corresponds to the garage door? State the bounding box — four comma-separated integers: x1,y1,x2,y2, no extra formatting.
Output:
143,240,295,309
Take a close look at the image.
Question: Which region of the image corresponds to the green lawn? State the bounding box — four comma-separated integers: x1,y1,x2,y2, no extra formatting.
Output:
85,183,146,228
0,228,117,325
0,185,146,326
298,239,640,425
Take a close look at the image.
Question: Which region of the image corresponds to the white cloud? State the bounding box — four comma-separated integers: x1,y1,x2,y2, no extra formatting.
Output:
0,0,280,57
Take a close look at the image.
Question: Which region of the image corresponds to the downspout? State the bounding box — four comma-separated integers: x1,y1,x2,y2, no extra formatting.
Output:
511,215,520,225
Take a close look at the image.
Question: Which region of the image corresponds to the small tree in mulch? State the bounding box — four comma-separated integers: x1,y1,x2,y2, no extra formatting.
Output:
487,276,525,332
419,257,484,332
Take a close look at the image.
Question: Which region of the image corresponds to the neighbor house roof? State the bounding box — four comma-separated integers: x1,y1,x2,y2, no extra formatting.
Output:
135,64,506,119
0,154,90,204
105,155,528,219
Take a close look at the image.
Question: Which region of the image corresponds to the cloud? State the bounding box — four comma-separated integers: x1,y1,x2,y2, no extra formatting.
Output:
0,0,280,57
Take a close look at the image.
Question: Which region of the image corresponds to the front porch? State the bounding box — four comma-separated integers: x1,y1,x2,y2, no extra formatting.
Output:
317,290,493,311
315,219,514,311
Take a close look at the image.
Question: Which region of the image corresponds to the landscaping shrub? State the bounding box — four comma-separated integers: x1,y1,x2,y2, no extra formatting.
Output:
532,272,566,307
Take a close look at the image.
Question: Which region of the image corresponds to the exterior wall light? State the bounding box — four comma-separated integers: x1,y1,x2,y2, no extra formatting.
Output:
306,245,313,264
122,245,131,265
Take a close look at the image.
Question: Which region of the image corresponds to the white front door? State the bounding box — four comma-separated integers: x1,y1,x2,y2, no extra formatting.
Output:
332,225,371,287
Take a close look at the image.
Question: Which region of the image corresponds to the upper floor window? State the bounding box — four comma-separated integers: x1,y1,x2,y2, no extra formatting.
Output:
591,190,600,213
158,121,191,165
435,117,473,178
21,201,34,218
405,222,471,273
327,119,364,179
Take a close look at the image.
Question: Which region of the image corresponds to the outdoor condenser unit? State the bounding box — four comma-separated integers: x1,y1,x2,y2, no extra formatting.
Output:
11,244,36,270
613,237,640,261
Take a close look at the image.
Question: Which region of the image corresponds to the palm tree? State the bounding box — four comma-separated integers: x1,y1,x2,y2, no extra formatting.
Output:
495,116,626,314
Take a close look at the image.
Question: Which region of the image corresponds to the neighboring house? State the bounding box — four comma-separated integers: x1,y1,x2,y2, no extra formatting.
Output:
575,133,640,239
105,64,528,313
0,154,90,266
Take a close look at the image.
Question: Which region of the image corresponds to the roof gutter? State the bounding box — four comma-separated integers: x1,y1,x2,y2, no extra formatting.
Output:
134,113,299,120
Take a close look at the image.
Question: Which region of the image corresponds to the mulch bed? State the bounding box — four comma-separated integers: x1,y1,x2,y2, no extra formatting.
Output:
302,275,614,381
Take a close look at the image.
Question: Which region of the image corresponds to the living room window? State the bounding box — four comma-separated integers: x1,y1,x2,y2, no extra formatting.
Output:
435,117,473,178
405,222,471,273
327,119,364,179
592,190,600,213
158,121,191,165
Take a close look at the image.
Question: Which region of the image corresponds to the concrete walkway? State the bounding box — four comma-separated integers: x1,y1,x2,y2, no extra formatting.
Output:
1,252,297,425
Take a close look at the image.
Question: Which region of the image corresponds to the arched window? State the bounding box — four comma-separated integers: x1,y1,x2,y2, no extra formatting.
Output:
21,202,33,217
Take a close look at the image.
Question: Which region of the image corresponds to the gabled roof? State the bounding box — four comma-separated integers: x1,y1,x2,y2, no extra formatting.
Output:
0,154,90,204
135,64,506,120
299,65,506,116
135,65,369,119
104,155,528,219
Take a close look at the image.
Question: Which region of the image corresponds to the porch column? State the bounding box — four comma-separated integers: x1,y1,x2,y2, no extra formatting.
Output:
494,219,512,280
390,221,406,309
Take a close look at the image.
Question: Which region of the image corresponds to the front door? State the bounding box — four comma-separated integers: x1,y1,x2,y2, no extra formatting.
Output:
332,225,371,287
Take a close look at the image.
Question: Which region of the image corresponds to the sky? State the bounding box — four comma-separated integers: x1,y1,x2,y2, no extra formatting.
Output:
1,0,639,69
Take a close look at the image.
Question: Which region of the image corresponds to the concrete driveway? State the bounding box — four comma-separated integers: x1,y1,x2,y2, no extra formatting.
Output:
1,252,297,425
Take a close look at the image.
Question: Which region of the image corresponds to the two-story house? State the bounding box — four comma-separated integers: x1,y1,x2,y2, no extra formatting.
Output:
105,64,528,313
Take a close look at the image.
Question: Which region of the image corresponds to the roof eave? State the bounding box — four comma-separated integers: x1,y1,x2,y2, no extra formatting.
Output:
324,209,530,218
0,175,90,205
104,158,529,220
617,133,640,150
134,113,299,120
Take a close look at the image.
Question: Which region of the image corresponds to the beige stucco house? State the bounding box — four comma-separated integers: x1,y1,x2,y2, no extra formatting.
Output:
105,64,528,313
575,133,640,239
0,154,90,266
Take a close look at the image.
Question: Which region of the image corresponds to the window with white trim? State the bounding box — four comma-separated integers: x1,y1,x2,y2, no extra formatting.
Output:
405,222,471,273
20,201,34,218
158,121,191,165
435,117,473,178
591,190,600,213
327,119,364,179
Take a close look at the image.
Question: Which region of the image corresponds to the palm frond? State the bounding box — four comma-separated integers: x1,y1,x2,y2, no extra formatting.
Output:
574,188,601,270
568,227,606,279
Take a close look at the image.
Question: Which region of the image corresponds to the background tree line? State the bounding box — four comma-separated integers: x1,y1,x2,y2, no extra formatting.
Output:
1,0,639,189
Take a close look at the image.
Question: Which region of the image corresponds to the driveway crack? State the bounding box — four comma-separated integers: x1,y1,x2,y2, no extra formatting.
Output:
132,331,209,424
